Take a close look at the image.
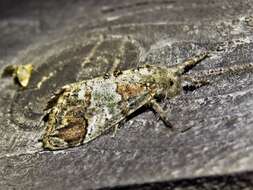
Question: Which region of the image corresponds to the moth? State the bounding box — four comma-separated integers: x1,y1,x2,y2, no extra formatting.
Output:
41,52,210,150
42,52,253,150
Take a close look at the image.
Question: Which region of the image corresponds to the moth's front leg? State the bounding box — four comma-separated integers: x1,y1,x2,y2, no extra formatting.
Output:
149,99,173,129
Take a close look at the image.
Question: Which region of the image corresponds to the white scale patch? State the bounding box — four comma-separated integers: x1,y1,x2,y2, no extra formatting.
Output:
77,86,86,100
85,79,122,139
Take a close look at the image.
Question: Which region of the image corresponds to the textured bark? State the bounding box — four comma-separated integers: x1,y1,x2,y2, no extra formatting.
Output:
1,0,253,189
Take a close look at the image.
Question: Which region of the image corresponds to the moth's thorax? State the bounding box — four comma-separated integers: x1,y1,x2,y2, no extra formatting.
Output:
135,65,182,98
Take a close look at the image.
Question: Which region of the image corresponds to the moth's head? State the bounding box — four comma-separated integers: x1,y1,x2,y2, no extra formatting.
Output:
152,67,182,98
164,69,182,97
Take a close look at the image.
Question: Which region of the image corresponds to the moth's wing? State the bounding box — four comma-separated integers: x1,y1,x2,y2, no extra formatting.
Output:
44,85,71,111
83,86,154,143
42,84,73,124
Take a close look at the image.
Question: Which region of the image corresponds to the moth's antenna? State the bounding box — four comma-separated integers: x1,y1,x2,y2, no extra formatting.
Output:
174,52,209,74
193,62,253,78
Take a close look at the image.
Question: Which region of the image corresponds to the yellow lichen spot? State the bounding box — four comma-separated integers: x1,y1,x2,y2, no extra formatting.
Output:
16,64,33,87
2,64,33,87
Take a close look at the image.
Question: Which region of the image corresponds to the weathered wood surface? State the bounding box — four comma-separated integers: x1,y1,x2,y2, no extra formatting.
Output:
1,0,253,189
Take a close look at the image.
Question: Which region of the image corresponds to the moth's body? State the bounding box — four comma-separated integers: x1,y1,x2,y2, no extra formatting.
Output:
42,53,211,150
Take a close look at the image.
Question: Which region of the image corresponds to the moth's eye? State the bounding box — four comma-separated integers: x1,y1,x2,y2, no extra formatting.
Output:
169,80,174,86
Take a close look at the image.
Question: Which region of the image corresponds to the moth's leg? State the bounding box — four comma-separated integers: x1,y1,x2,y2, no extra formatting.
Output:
111,124,119,138
176,52,209,74
149,99,173,129
111,118,127,137
182,75,210,89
